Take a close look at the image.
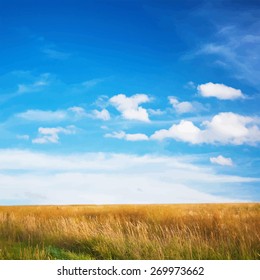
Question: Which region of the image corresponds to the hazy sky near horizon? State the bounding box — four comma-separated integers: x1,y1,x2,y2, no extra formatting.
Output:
0,0,260,205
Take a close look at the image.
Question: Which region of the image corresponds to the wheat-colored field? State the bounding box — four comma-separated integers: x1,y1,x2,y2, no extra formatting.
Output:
0,203,259,260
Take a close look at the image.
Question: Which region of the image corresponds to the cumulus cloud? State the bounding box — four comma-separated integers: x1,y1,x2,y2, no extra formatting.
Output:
210,155,233,166
202,112,260,145
151,112,260,145
105,131,149,141
151,120,201,144
92,109,110,121
197,82,245,100
0,149,257,204
32,126,76,144
109,94,150,122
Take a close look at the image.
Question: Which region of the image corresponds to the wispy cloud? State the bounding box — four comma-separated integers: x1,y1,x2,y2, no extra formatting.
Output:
42,47,71,60
195,22,260,86
0,73,51,103
148,109,165,116
65,78,105,95
17,109,68,122
16,106,111,123
81,79,104,89
68,106,88,118
17,73,50,94
184,81,196,89
0,149,257,204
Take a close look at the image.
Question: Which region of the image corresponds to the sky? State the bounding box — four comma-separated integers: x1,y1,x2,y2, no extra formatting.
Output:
0,0,260,205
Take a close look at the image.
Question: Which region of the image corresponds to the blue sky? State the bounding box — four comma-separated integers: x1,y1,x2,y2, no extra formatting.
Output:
0,0,260,205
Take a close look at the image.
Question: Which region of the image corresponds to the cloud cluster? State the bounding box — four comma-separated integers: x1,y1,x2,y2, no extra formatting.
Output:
14,88,259,148
151,112,260,145
109,94,150,122
197,82,245,100
32,126,76,144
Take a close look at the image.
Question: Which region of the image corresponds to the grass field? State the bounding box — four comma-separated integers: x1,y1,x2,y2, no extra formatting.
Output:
0,203,259,260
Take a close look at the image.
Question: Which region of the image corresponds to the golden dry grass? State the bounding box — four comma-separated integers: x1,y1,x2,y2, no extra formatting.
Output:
0,203,259,259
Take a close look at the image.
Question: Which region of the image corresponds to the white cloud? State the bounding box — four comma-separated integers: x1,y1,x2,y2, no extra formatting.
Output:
202,112,260,145
92,109,110,121
125,133,149,141
151,112,260,145
169,97,194,114
198,82,245,100
0,149,256,204
105,131,149,141
151,120,202,144
17,109,67,122
109,94,150,122
210,155,233,166
32,126,76,144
